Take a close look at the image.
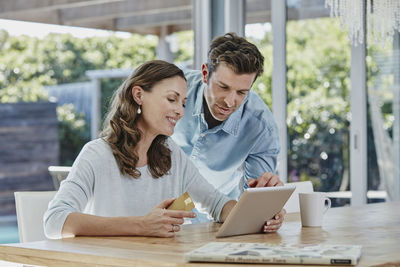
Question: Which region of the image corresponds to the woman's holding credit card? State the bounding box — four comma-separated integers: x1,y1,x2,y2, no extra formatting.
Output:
44,60,236,239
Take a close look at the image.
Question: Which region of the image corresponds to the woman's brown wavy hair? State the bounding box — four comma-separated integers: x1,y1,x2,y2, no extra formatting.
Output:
100,60,186,179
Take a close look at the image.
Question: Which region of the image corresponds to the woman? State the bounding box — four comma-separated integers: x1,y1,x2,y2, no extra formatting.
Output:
44,60,235,239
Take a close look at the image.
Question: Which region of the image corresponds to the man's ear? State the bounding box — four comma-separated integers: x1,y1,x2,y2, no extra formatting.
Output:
201,63,209,84
131,85,144,105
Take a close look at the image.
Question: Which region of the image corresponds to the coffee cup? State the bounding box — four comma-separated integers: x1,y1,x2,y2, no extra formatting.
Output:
299,192,331,227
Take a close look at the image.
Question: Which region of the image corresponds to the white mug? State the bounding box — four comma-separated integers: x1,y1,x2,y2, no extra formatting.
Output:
299,192,331,227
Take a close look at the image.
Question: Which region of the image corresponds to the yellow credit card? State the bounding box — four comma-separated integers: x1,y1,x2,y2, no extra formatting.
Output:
167,192,195,211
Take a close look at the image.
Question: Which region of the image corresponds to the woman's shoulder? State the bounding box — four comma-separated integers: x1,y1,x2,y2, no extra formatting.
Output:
83,138,109,149
166,137,188,162
165,137,181,152
165,137,194,178
80,138,113,159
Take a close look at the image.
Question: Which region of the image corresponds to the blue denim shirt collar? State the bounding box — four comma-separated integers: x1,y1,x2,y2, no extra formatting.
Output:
192,85,204,117
221,99,247,136
193,85,248,137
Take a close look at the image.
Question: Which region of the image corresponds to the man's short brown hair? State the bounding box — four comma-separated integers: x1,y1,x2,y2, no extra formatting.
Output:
207,32,264,79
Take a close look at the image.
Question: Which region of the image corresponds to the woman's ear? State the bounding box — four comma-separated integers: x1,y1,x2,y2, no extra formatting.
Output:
201,63,208,84
131,86,144,105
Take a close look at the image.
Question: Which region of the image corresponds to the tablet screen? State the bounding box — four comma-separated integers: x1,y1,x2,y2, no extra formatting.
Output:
216,185,296,238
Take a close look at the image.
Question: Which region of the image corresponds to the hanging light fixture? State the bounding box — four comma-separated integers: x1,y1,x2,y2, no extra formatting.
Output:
325,0,400,46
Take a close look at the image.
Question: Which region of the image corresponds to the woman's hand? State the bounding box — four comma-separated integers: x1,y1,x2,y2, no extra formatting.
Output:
138,198,196,237
263,208,286,233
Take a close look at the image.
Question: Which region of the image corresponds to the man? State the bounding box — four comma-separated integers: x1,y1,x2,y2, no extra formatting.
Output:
172,33,284,232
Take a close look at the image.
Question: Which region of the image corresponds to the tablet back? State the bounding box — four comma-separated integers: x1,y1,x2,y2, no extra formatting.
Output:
216,185,295,238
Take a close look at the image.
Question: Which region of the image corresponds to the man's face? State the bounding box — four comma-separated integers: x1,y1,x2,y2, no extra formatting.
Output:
203,63,257,121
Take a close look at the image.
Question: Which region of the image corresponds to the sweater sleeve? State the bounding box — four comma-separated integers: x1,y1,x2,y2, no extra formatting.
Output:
43,143,96,239
169,139,232,222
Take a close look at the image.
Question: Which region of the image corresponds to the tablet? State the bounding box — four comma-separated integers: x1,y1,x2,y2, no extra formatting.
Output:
216,185,296,238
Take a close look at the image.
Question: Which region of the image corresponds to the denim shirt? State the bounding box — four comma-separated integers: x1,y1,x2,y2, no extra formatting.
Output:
172,70,280,201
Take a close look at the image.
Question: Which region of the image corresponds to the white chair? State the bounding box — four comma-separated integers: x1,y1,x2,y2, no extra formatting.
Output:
283,181,314,213
48,166,71,190
14,191,57,242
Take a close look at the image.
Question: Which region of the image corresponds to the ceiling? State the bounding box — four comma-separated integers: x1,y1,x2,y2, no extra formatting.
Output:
0,0,329,36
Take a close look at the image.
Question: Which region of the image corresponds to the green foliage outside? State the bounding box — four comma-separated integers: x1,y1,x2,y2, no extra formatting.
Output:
100,78,125,124
57,104,89,166
285,18,352,191
244,19,353,191
249,18,389,192
0,29,156,165
173,31,194,65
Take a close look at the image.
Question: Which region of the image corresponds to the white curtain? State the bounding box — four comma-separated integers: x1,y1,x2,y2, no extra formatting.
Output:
368,91,395,200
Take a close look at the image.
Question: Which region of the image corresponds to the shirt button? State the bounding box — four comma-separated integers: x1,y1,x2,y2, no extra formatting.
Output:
200,133,206,137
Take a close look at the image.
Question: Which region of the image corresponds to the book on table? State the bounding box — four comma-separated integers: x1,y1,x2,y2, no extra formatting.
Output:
184,242,362,265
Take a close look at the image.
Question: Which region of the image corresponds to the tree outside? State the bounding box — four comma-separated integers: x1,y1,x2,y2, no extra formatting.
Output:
0,30,157,165
248,18,389,198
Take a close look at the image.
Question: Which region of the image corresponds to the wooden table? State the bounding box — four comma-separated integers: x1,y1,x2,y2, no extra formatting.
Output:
0,202,399,266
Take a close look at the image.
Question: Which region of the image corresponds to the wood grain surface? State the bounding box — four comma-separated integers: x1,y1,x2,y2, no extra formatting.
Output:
0,202,399,266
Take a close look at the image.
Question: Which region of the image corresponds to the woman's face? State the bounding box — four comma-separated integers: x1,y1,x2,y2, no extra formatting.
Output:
137,76,187,138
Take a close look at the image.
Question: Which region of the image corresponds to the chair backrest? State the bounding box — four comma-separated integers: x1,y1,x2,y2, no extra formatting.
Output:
48,166,71,190
283,181,314,213
14,191,57,242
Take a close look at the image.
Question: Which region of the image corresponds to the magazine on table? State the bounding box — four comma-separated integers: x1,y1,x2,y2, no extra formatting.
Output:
184,242,362,265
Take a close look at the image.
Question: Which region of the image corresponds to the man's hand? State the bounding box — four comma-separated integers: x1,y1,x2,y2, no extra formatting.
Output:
263,209,286,233
247,172,283,188
246,172,285,233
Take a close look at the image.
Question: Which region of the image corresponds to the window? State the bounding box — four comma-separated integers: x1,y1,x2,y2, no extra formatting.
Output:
286,1,351,206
